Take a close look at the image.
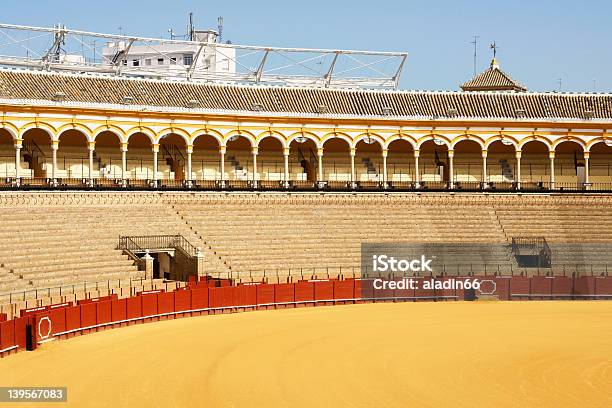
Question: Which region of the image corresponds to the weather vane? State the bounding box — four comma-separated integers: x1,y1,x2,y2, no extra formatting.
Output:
490,42,498,58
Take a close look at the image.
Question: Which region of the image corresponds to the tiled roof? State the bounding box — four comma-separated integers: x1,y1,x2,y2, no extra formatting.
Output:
1,69,611,121
461,59,527,92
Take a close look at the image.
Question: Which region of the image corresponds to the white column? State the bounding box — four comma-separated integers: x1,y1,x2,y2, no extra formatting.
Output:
186,145,193,184
448,149,454,189
121,142,128,185
51,140,59,185
350,148,356,186
584,151,590,189
88,141,95,186
14,139,22,181
515,151,522,190
382,149,388,187
283,147,290,187
219,145,226,186
414,150,420,188
482,150,488,187
549,151,555,189
252,147,258,187
317,147,324,182
152,144,159,187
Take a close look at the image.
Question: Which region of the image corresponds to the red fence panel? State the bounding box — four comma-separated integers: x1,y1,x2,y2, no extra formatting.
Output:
0,320,15,350
48,308,67,335
0,313,6,323
574,277,596,297
294,281,314,303
209,287,233,308
141,293,158,317
314,280,334,301
65,306,81,332
158,292,175,314
126,297,142,320
509,277,531,298
80,303,97,328
174,290,191,312
493,277,510,300
551,277,572,297
595,277,612,296
256,284,275,305
414,278,435,299
96,301,112,325
239,285,257,306
111,299,127,322
529,277,552,297
274,283,295,304
78,294,118,305
333,280,354,300
190,287,209,310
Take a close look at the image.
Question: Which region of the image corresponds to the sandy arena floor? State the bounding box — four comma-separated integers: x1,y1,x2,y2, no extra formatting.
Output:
0,301,611,408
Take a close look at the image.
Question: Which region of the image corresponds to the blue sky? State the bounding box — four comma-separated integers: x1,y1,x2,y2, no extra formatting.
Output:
2,0,610,92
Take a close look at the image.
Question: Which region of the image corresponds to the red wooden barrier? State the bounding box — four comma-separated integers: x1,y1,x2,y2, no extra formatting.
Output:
550,276,572,297
239,285,257,306
275,283,295,303
126,297,142,320
78,294,118,305
80,303,97,327
209,287,231,308
190,287,209,310
0,313,7,323
111,299,127,322
493,277,510,300
294,281,314,303
65,306,81,332
435,277,457,300
158,292,175,314
96,301,112,325
141,293,158,317
48,307,67,335
414,278,434,300
595,277,612,295
174,290,191,312
574,276,596,297
530,277,552,298
20,302,73,317
0,319,15,350
314,280,334,302
509,277,530,298
256,284,275,305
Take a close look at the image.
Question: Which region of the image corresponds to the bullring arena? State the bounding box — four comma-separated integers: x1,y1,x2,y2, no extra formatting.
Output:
0,22,611,407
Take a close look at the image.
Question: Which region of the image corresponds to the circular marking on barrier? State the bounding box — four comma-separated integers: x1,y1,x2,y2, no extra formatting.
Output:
478,279,497,295
38,316,52,340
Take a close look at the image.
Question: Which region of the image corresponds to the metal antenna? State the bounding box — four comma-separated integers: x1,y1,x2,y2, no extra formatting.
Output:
490,42,498,59
593,78,596,93
557,78,562,92
188,12,194,41
218,16,224,43
470,35,479,76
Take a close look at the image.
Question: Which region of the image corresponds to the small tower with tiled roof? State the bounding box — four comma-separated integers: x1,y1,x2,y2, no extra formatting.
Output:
461,46,527,92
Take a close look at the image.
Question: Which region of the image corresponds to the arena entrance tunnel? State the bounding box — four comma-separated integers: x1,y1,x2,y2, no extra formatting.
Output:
117,235,204,281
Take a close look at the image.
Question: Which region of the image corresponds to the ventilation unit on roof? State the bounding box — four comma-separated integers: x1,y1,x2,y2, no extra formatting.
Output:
121,96,135,105
52,91,66,101
515,109,526,118
316,104,328,114
251,103,264,111
381,106,393,116
446,108,458,117
187,99,200,108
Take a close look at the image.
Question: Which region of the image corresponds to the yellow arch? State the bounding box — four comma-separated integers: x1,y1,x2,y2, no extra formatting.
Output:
56,123,93,142
450,134,485,150
0,123,19,140
518,135,553,150
552,136,586,150
586,137,612,152
384,133,418,150
353,132,385,149
321,132,353,149
92,125,126,142
156,127,191,145
125,126,156,144
484,135,519,150
191,129,224,146
255,131,285,149
286,131,321,148
19,122,56,140
416,134,451,149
